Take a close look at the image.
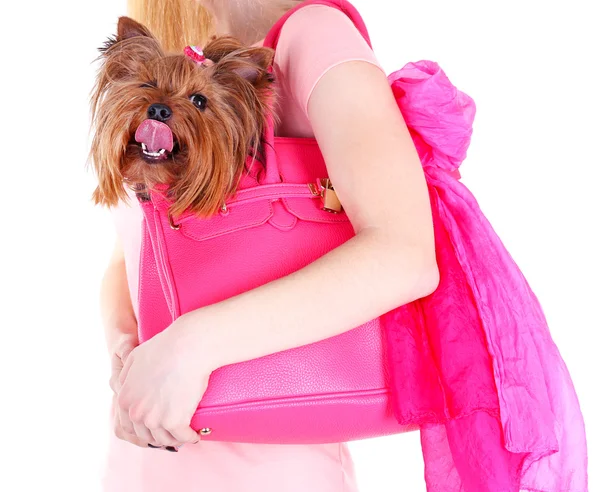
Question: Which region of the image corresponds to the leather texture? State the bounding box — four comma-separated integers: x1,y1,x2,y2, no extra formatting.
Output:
137,121,419,443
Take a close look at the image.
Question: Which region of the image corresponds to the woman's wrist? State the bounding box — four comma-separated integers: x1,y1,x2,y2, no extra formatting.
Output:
170,309,225,373
104,315,139,355
110,331,138,359
100,258,139,354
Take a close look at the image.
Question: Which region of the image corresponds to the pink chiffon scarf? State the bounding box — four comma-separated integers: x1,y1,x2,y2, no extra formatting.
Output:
380,58,588,491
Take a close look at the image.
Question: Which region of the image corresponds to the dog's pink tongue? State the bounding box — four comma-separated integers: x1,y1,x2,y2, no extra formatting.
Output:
135,119,174,153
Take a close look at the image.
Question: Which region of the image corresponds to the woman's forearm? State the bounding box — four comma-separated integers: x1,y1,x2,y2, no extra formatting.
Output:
100,243,138,353
177,227,439,370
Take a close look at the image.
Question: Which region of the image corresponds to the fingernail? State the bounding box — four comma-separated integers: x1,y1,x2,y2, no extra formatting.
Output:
165,446,178,452
147,443,161,448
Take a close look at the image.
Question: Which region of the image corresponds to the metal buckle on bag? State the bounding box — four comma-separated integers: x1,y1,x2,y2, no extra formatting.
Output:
168,214,181,230
307,178,343,213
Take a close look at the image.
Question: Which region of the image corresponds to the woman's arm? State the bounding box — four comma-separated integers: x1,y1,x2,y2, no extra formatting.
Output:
100,238,139,355
175,60,440,371
102,238,157,448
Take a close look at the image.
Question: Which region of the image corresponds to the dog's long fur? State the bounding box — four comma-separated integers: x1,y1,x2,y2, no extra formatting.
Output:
89,17,277,219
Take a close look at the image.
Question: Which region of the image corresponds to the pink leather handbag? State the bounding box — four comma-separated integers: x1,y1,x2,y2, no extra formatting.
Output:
136,0,419,444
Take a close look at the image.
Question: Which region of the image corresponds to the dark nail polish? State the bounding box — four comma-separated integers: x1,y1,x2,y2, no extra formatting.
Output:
147,443,161,448
165,446,178,452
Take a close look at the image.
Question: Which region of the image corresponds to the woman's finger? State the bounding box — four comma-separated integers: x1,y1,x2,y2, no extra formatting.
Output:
166,422,203,446
117,400,136,437
114,422,149,448
148,426,181,447
108,355,122,392
112,395,148,448
118,341,136,362
115,381,139,438
108,370,121,395
118,350,134,387
132,421,159,445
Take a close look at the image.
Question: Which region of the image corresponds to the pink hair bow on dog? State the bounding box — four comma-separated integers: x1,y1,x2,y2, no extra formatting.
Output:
184,45,215,67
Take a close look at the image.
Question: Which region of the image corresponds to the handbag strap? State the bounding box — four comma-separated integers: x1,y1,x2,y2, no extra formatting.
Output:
258,0,373,185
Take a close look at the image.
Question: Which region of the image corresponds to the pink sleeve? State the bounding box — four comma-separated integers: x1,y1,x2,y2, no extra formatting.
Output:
273,4,385,118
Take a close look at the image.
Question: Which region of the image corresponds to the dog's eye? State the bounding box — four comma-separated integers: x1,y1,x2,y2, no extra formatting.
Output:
190,94,207,110
140,81,157,89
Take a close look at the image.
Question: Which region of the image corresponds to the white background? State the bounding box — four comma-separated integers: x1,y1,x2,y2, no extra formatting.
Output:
0,0,598,490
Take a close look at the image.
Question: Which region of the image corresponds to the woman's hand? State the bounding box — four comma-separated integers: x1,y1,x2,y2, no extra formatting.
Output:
100,240,160,448
108,332,151,448
114,316,213,448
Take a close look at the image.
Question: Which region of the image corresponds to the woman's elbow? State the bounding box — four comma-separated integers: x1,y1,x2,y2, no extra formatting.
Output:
368,226,440,298
420,260,440,296
405,241,440,297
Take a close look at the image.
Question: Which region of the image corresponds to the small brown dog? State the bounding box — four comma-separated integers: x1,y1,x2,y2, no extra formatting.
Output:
89,17,276,218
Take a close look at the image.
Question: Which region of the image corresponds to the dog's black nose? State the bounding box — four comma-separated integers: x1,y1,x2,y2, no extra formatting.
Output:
147,103,172,122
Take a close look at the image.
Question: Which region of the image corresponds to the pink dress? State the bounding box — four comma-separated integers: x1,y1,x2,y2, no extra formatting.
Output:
101,5,383,491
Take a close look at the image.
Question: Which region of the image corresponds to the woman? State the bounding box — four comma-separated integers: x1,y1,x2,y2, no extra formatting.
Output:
101,0,439,490
99,0,588,491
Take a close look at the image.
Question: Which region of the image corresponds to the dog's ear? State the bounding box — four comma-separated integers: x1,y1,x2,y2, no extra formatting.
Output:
99,17,156,55
117,16,153,41
229,47,275,85
201,35,244,63
94,16,163,84
204,37,275,86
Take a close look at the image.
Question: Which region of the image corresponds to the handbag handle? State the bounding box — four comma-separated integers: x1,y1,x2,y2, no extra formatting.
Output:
258,112,283,184
258,0,374,185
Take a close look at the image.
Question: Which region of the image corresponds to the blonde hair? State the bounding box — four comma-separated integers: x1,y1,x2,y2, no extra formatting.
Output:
127,0,214,51
127,0,302,50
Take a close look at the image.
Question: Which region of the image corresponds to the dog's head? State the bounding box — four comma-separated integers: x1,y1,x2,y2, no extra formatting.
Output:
89,17,276,218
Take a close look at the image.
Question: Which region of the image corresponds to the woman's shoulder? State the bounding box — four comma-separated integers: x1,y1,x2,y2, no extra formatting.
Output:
279,3,365,36
273,3,384,118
